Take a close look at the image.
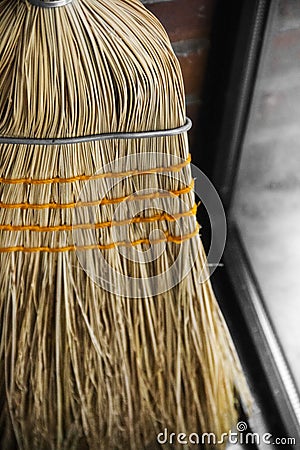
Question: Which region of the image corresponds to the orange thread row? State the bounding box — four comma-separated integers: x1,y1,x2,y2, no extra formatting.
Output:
0,224,200,253
0,154,191,185
0,204,197,232
0,180,194,210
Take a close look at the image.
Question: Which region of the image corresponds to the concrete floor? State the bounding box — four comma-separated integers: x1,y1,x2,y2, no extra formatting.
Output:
232,0,300,389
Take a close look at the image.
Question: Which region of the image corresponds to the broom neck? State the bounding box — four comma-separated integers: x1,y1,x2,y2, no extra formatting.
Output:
27,0,73,7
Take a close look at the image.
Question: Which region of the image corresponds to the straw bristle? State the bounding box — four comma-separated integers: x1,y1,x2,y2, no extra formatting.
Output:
0,0,251,449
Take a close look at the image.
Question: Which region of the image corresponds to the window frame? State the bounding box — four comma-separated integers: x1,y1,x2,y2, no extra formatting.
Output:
194,0,300,445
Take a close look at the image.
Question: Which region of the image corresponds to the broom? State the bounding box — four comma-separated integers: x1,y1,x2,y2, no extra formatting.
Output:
0,0,251,448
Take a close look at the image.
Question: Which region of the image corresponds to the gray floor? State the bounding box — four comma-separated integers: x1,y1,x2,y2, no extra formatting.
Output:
232,0,300,389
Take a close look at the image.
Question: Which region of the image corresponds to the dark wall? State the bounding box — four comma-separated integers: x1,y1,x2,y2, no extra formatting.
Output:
142,0,216,148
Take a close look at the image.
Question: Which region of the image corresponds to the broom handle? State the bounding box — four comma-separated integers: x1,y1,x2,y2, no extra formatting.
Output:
27,0,73,7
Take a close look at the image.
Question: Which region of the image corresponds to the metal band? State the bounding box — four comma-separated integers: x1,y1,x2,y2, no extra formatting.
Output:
27,0,73,8
0,118,192,146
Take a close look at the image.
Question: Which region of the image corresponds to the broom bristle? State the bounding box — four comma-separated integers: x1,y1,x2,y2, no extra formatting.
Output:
0,0,251,449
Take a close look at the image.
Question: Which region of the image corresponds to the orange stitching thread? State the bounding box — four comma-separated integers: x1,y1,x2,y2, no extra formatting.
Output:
0,180,194,210
0,224,200,253
0,204,197,232
0,154,191,185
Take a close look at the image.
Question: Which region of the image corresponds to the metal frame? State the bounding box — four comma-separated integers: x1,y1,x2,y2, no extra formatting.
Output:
223,227,300,443
194,0,300,447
